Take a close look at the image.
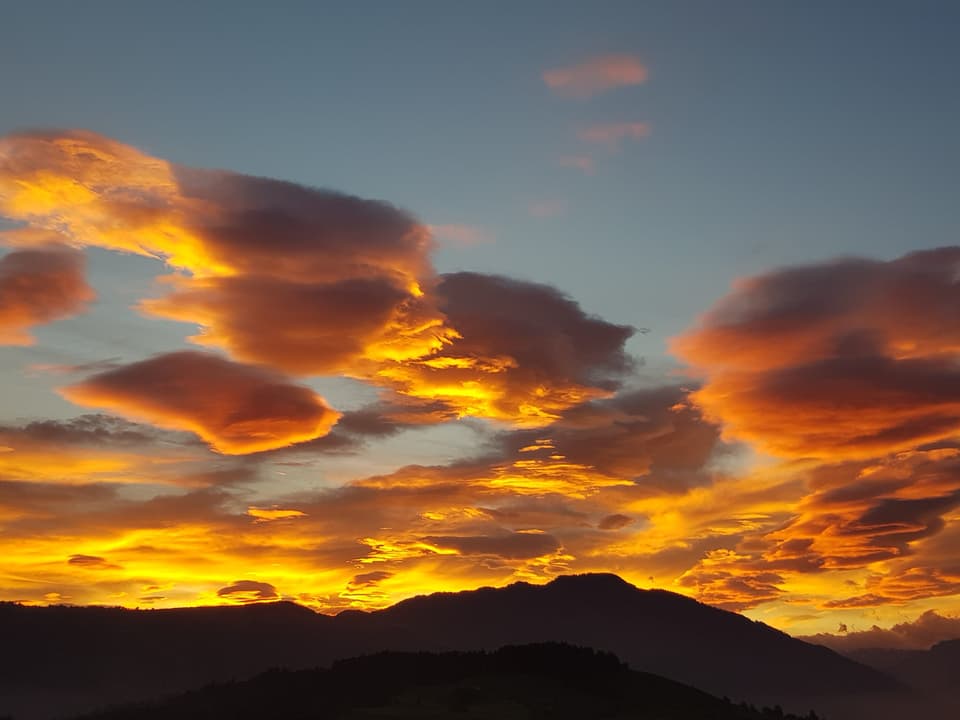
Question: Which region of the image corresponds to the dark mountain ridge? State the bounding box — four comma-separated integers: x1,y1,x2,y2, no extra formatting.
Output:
340,574,891,699
1,573,898,720
73,643,822,720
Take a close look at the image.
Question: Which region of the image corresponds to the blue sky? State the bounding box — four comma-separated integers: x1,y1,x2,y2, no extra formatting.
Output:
4,1,957,377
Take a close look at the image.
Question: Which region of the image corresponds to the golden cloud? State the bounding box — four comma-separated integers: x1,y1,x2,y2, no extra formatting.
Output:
375,272,635,426
0,414,210,485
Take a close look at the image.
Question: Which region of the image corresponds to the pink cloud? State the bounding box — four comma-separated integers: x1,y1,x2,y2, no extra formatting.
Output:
528,200,566,218
558,155,595,175
429,224,493,247
579,123,651,147
543,54,648,99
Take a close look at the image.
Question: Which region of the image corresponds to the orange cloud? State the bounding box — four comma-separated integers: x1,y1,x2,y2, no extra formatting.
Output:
374,272,635,427
764,452,960,571
673,248,960,460
662,250,960,617
61,351,340,454
513,386,722,487
822,566,960,608
141,274,446,376
543,54,648,99
0,244,93,344
650,447,960,615
728,459,960,609
677,549,785,611
578,123,650,147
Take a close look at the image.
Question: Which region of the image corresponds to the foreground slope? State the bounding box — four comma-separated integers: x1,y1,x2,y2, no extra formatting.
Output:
74,644,820,720
0,574,896,719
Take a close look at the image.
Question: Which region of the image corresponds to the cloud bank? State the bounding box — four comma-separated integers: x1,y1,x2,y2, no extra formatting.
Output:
0,130,634,433
669,249,960,614
802,609,960,651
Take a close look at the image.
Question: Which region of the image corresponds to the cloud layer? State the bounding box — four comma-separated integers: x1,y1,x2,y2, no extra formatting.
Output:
2,129,960,642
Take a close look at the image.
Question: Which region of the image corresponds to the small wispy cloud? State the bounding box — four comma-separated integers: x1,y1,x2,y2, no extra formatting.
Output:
543,54,648,99
429,224,494,247
68,554,121,570
528,200,566,218
558,154,595,175
579,122,651,147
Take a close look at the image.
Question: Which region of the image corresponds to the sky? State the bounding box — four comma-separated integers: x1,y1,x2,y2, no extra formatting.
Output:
1,0,960,643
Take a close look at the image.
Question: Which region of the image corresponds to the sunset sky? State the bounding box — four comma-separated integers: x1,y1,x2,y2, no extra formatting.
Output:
2,1,960,644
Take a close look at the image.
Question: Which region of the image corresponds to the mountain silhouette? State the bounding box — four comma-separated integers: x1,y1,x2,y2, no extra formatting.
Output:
848,638,960,696
1,574,898,720
71,643,822,720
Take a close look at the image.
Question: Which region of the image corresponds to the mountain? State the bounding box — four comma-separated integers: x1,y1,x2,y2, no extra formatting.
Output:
341,574,892,700
71,643,822,720
848,639,960,695
0,574,898,720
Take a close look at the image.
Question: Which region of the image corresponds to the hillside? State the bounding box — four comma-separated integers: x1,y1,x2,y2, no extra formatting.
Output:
848,639,960,695
73,643,821,720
